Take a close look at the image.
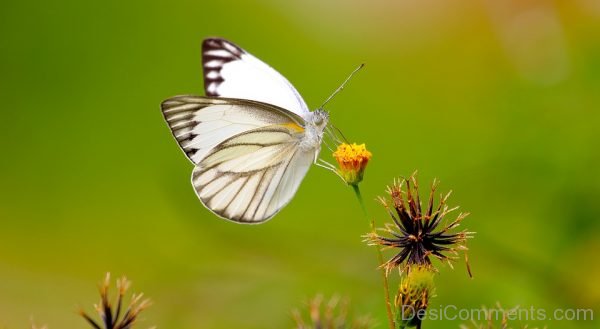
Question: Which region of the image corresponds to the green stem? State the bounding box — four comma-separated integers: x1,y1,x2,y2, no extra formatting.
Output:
351,184,395,329
351,184,368,216
372,220,396,329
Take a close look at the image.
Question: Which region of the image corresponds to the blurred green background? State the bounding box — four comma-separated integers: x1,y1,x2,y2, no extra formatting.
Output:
1,0,599,328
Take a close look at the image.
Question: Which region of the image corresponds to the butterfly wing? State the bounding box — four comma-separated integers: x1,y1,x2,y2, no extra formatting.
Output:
161,96,315,223
192,125,314,223
202,37,310,117
161,95,305,164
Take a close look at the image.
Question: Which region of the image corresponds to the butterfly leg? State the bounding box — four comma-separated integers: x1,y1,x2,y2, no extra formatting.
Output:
315,159,345,183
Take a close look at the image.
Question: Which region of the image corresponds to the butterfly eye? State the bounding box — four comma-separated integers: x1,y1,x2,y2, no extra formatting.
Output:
312,110,329,128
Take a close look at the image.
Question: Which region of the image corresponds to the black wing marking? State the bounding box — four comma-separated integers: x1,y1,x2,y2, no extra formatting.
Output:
202,38,245,96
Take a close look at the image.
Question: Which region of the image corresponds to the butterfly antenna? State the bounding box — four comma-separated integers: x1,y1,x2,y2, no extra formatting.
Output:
318,63,365,110
332,124,349,143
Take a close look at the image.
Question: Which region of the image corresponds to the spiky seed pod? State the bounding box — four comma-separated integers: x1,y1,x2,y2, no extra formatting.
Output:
292,295,374,329
79,273,153,329
364,173,474,275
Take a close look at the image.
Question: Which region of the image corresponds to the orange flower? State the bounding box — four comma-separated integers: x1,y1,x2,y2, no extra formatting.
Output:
332,143,372,185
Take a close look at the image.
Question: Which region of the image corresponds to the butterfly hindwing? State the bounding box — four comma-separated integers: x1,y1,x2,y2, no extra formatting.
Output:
202,38,310,117
191,125,314,223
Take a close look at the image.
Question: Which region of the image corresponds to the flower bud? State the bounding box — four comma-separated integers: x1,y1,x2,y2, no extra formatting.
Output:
394,266,435,328
332,143,372,186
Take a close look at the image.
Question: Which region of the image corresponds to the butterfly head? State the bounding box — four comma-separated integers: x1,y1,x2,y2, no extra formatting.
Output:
299,109,329,152
310,109,329,131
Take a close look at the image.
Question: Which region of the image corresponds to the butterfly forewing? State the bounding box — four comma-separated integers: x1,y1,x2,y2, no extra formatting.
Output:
161,96,305,164
202,38,310,117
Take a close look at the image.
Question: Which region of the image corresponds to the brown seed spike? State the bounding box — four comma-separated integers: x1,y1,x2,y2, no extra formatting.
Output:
80,274,152,329
426,179,438,219
411,174,422,219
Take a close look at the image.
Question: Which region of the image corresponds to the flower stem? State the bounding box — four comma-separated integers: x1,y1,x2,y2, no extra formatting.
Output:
351,184,368,216
351,184,395,329
382,260,395,329
372,220,395,329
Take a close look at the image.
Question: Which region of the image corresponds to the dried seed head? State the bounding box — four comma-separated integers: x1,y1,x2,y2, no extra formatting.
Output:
364,173,474,276
292,295,374,329
80,273,152,329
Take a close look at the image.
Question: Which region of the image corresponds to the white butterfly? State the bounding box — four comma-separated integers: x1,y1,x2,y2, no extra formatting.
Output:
161,38,343,224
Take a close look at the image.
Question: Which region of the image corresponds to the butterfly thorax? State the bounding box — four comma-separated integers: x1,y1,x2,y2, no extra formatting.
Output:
299,109,329,152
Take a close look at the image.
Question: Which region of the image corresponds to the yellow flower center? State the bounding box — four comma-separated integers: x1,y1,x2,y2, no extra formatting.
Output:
332,143,372,185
